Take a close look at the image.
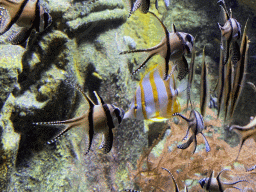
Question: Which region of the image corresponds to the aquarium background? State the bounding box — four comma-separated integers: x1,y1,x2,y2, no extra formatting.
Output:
0,0,256,191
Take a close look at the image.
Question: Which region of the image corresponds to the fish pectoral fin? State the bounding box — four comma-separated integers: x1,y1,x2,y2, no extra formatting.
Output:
177,135,194,150
0,7,11,35
99,129,113,154
176,56,189,81
7,26,33,45
201,133,211,152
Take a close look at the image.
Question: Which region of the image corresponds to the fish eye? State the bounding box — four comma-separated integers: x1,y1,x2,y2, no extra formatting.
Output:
185,34,192,42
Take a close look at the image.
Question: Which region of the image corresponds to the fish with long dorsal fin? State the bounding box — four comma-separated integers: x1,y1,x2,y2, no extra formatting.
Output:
120,11,194,81
229,19,249,119
200,47,208,117
173,110,210,154
0,0,52,45
161,167,188,192
128,0,170,17
33,83,125,154
217,0,241,65
199,169,247,191
124,66,187,121
229,116,256,161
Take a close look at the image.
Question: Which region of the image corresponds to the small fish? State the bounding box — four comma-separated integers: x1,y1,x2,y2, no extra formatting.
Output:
173,110,210,154
33,83,125,154
217,0,241,65
200,47,208,117
124,66,185,121
128,0,170,17
120,11,194,81
199,169,247,192
229,20,249,118
0,0,52,45
229,116,256,160
161,167,188,192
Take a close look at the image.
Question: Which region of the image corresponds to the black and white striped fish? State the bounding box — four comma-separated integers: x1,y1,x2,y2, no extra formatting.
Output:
120,12,194,81
0,0,52,45
33,84,125,154
217,0,241,65
128,0,171,17
199,169,247,192
173,110,210,154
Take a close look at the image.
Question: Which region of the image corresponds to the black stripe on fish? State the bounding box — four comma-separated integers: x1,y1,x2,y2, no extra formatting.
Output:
0,0,30,35
206,171,213,190
149,11,171,81
34,0,41,32
86,98,95,155
112,105,123,124
103,104,115,129
216,170,224,192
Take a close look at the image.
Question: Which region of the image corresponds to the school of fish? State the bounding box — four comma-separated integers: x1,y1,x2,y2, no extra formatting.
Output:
1,0,255,191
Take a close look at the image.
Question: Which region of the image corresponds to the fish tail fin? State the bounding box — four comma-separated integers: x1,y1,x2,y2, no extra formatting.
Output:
46,123,75,144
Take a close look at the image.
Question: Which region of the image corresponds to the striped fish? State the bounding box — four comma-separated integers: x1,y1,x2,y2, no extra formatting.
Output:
0,0,52,45
217,0,241,65
128,0,171,17
124,67,183,121
173,110,210,154
33,83,125,154
199,170,247,192
120,12,194,81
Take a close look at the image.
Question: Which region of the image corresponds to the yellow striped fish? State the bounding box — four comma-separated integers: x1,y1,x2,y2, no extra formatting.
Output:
124,67,182,121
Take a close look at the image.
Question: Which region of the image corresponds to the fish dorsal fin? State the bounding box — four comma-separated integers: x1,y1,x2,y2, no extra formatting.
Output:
93,91,105,105
218,0,230,22
161,167,179,192
67,81,95,107
172,23,177,32
148,11,171,80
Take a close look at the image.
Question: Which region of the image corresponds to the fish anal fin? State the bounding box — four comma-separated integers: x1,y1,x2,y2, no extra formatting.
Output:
7,25,32,45
177,56,189,81
177,135,193,150
99,129,113,154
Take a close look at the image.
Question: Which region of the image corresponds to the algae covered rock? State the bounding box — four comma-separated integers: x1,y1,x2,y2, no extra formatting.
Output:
0,0,148,191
